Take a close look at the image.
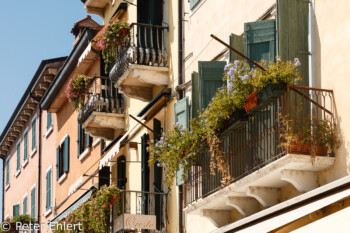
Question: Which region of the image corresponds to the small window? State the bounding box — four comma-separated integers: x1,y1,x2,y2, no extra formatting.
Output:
13,204,20,218
46,168,52,211
190,0,201,10
24,130,28,162
78,124,91,156
6,158,9,186
32,117,37,151
23,195,28,214
16,142,21,172
117,156,126,189
57,136,70,180
47,113,52,131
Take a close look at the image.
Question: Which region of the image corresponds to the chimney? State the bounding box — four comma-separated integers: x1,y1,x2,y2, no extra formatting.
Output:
71,15,102,47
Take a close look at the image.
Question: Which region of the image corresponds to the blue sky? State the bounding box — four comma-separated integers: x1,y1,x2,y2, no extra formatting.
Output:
0,1,101,220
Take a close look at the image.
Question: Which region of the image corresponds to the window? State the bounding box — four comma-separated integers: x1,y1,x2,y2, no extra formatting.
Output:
13,204,20,218
78,124,91,156
117,156,126,189
16,142,21,172
31,185,36,225
57,136,69,180
24,130,28,162
32,117,37,151
23,195,27,214
190,0,201,10
47,113,52,131
6,158,9,186
46,168,52,211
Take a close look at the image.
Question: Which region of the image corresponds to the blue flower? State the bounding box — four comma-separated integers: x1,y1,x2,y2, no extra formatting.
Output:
227,115,230,119
157,163,161,167
168,144,171,147
224,64,228,71
229,68,235,79
175,122,180,126
234,60,240,66
151,139,154,143
294,58,301,67
277,57,281,62
242,75,249,80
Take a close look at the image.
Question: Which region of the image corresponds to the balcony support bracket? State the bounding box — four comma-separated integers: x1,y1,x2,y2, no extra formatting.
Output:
247,186,280,208
226,197,260,217
281,169,318,193
200,209,231,228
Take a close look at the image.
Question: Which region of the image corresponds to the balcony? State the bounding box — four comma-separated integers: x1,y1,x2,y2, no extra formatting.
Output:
113,190,167,232
109,23,169,102
83,0,115,18
184,85,336,227
77,76,125,140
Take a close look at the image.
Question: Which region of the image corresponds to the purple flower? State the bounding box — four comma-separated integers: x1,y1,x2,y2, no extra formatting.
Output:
277,57,281,62
234,60,240,66
224,65,228,71
157,163,161,167
294,58,301,67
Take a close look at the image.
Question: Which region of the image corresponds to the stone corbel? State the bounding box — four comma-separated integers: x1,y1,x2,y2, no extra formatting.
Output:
200,209,231,228
226,197,260,217
281,169,318,193
247,186,280,208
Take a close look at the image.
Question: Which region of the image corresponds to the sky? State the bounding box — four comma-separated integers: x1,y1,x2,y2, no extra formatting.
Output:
0,0,102,220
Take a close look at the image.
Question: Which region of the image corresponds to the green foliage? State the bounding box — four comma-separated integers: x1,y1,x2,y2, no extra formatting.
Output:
53,184,123,233
65,75,90,111
95,20,131,73
149,58,302,186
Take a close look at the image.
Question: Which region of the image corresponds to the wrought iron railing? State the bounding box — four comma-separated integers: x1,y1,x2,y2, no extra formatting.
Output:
77,76,125,125
112,190,167,233
184,85,335,205
109,23,168,83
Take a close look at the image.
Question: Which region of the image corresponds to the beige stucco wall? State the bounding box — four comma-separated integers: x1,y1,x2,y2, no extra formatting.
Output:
313,0,350,185
4,108,39,220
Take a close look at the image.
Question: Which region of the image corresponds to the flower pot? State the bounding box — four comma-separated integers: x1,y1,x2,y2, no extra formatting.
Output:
287,142,309,154
222,110,248,135
317,145,328,156
257,83,286,109
244,91,258,112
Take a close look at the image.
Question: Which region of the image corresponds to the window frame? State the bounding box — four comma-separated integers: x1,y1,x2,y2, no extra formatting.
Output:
31,116,37,152
45,166,52,212
13,203,20,218
23,129,28,164
57,135,69,181
16,141,21,173
30,184,36,220
23,193,28,215
5,157,10,187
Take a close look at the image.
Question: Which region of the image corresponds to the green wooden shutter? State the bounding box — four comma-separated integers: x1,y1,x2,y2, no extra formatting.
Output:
17,142,20,172
6,158,9,185
191,72,199,119
141,134,150,215
190,0,201,10
56,147,60,180
64,136,69,173
32,118,36,151
23,196,27,214
277,0,309,86
229,34,244,63
46,169,51,210
198,61,226,112
13,204,20,218
78,125,82,156
31,186,35,219
47,113,52,131
175,97,189,129
153,118,162,229
174,97,189,186
244,20,276,65
24,131,28,162
117,156,126,189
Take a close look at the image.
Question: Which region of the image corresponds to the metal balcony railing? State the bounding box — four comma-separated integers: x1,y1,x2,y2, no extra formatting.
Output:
184,85,335,206
109,23,168,83
77,76,125,125
112,190,167,232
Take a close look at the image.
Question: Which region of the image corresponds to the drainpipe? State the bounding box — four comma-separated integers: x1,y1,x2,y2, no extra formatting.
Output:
2,158,4,222
178,0,184,99
37,106,42,232
308,0,315,88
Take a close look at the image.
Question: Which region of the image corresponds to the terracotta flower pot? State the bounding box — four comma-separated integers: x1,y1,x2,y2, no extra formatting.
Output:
244,91,258,112
317,145,328,156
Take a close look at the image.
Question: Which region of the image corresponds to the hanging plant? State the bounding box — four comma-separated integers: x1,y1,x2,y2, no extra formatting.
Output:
148,58,302,187
65,75,90,111
95,20,131,73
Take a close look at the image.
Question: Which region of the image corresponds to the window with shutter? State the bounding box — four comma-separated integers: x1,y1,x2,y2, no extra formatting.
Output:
56,147,60,180
6,158,9,186
46,169,52,211
57,136,70,180
47,113,52,131
78,125,91,157
16,142,20,172
24,130,28,162
117,156,126,189
190,0,201,10
141,134,150,215
32,117,36,151
198,61,226,112
244,20,276,65
64,136,69,173
174,97,189,186
191,72,199,119
277,0,309,86
31,186,36,219
153,118,163,229
13,204,20,218
229,34,244,63
23,196,27,214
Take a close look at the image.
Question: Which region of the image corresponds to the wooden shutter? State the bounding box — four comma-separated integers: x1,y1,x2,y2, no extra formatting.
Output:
56,147,60,180
190,0,201,10
31,187,35,219
198,61,226,112
244,20,276,65
17,143,20,172
13,204,20,218
64,136,70,173
174,97,189,186
46,170,51,210
23,196,27,214
229,34,244,62
277,0,309,86
117,156,126,189
175,97,189,129
78,125,82,156
32,118,36,151
141,134,150,215
24,132,28,161
191,72,199,119
47,113,52,131
153,118,162,229
6,158,9,185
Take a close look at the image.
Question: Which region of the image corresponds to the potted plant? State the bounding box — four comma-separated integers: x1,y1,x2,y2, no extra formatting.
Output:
65,75,91,111
244,91,258,112
95,19,131,73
